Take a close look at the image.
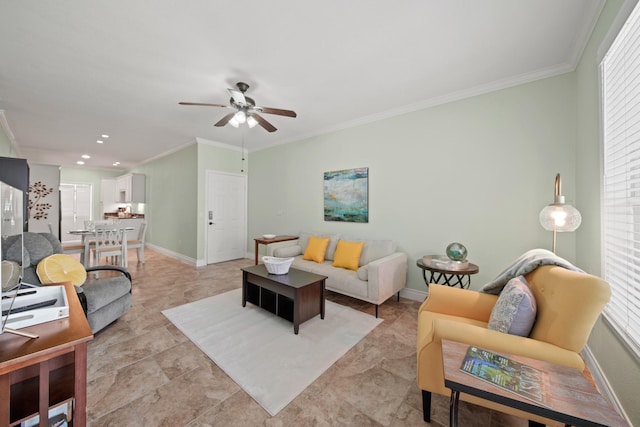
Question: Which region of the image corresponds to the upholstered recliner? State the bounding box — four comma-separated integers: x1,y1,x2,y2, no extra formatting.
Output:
416,264,610,425
2,232,132,333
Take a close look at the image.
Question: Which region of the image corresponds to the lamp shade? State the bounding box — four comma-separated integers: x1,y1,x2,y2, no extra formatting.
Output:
539,201,582,232
234,110,247,124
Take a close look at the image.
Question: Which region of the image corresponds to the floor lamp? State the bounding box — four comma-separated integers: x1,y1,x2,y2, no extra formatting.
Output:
539,173,582,253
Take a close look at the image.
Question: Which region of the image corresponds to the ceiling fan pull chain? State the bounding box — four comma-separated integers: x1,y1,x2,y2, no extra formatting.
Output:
241,132,245,173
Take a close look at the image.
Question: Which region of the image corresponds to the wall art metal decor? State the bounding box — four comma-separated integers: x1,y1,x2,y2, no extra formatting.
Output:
324,167,369,223
28,181,54,220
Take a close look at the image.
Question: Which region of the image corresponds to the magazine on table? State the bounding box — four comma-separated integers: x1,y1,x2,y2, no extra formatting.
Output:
459,346,550,408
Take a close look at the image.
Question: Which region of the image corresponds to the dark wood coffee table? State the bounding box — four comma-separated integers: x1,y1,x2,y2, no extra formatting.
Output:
441,339,628,427
241,264,327,334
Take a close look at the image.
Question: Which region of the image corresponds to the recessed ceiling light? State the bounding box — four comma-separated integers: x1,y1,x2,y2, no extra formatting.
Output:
77,161,85,165
101,134,109,138
81,154,90,159
96,140,104,144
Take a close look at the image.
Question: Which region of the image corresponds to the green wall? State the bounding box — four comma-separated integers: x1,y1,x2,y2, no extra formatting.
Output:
249,73,578,295
575,0,640,424
134,144,199,260
131,139,244,263
195,140,247,262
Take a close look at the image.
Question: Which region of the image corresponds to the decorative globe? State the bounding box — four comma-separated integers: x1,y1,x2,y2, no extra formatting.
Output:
446,242,467,262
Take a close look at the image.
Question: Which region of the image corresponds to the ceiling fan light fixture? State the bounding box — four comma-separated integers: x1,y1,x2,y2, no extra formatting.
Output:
234,110,247,124
247,115,258,128
229,116,240,128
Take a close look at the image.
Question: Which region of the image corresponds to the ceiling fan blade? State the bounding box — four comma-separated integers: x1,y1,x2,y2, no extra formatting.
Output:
260,107,297,118
252,113,277,132
214,113,235,127
179,102,230,108
228,88,246,105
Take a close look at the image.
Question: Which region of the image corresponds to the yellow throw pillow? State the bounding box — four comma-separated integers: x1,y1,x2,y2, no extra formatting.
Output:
303,236,330,263
333,240,364,271
37,254,87,286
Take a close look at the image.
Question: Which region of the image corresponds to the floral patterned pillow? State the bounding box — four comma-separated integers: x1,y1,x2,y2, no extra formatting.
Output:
488,275,537,336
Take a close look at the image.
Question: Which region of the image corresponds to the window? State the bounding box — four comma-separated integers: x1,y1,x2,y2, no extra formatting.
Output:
601,1,640,356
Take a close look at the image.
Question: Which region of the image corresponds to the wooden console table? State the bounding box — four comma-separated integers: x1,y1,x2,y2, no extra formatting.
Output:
0,282,93,427
253,235,298,265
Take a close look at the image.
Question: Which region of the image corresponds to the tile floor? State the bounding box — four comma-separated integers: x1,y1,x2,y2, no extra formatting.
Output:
85,249,530,426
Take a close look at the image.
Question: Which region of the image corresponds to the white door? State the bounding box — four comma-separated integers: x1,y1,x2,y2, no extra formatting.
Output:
206,171,246,264
60,183,92,243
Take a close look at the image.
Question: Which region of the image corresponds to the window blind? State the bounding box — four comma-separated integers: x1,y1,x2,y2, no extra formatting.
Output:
601,0,640,356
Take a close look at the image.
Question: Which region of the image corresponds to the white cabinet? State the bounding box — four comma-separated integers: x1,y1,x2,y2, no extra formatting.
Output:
101,179,118,212
116,173,145,203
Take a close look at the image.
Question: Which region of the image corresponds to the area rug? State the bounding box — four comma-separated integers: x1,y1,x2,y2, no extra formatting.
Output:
162,288,382,416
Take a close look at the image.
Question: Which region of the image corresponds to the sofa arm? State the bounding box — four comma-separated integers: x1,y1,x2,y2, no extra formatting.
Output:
86,265,132,282
266,239,300,256
419,285,498,323
367,252,407,303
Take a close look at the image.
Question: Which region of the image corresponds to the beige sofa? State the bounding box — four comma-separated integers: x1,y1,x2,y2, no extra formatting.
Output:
267,232,407,317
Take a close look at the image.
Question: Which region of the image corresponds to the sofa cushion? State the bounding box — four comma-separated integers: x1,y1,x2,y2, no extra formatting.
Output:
299,232,340,260
487,275,537,337
3,234,30,267
357,265,368,281
342,236,396,266
303,236,330,263
273,245,302,258
23,232,56,266
1,260,21,291
36,254,87,286
333,240,364,271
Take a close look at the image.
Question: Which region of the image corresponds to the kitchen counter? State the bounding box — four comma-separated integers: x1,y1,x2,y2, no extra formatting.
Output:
104,212,145,219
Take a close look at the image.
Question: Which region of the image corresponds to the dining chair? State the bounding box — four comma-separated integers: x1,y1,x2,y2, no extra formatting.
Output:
88,227,128,269
127,222,147,264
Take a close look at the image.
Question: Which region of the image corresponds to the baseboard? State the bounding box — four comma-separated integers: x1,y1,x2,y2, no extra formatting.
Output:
581,345,632,425
145,243,198,266
144,247,428,301
400,287,427,302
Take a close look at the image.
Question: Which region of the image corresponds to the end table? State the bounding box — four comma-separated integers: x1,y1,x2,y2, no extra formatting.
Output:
253,235,298,264
416,255,479,289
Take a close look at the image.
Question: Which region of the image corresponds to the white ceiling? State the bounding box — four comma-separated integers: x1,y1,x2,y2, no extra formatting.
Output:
0,1,604,171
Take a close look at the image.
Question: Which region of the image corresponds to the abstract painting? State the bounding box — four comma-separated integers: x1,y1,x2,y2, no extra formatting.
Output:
324,167,368,223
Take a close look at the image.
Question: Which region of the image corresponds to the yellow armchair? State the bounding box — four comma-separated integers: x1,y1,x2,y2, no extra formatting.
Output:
416,265,610,425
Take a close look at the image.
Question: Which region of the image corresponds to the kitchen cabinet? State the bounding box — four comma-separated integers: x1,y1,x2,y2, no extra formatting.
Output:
116,173,145,203
101,178,118,213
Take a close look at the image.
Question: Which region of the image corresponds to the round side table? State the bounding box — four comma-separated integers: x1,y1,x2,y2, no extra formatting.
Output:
416,255,479,289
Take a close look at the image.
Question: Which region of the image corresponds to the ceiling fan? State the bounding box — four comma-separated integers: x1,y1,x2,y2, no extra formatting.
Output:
179,82,297,133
